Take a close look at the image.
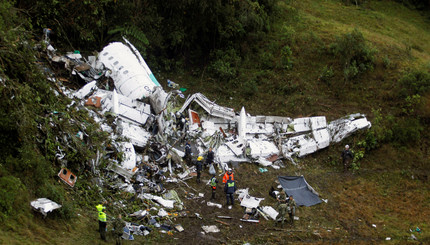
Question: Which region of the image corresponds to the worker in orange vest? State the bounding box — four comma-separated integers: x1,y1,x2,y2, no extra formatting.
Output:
222,168,234,183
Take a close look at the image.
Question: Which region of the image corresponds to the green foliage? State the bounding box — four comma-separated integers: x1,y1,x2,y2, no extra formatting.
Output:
318,65,334,85
209,48,241,81
399,70,430,97
242,79,259,96
0,176,26,221
108,25,149,55
330,29,376,81
281,24,296,45
383,55,391,69
280,45,293,70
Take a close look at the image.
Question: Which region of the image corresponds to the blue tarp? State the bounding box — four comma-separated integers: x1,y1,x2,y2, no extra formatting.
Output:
278,176,321,207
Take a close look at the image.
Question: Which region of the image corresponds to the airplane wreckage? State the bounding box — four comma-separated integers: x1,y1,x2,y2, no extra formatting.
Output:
52,38,370,171
37,36,371,235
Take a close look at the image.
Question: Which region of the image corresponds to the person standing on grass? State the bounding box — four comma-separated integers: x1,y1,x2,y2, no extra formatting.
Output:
224,176,236,208
113,214,124,245
205,147,215,169
210,174,218,200
287,195,297,225
222,168,234,183
195,156,203,183
341,144,354,172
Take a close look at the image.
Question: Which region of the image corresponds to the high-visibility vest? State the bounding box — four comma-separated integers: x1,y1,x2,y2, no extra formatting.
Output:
98,211,107,222
227,182,235,188
96,204,105,212
210,177,217,189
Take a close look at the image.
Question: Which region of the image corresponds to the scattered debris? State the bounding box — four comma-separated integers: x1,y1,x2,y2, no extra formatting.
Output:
58,168,77,187
215,220,230,226
202,225,220,233
207,202,223,209
30,198,62,217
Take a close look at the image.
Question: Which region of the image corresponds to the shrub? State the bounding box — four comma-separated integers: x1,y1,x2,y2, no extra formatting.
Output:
280,45,293,70
318,65,334,85
399,70,430,97
330,29,376,81
0,176,26,221
209,48,241,81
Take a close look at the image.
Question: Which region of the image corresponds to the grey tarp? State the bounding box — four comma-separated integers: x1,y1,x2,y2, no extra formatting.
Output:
278,176,321,207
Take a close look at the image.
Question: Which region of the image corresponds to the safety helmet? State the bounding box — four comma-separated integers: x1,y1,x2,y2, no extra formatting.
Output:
345,145,350,149
197,156,203,161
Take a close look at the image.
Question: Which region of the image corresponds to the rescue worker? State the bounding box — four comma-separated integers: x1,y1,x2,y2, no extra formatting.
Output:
224,176,236,207
113,214,124,245
287,195,297,225
210,174,218,200
176,112,186,131
341,144,354,172
275,199,288,227
277,190,287,205
183,141,192,165
98,206,107,241
205,147,215,169
195,156,203,183
222,168,234,184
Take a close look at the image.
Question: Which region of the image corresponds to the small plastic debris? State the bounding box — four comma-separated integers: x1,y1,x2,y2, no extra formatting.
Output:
202,225,220,233
174,224,184,232
372,224,376,228
259,168,268,173
207,202,222,209
385,237,391,241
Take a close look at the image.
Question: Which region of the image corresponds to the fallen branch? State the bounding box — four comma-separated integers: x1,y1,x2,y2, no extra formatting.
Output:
215,219,230,226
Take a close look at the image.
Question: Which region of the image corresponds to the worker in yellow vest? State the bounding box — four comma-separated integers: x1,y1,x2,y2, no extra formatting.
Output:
96,202,107,241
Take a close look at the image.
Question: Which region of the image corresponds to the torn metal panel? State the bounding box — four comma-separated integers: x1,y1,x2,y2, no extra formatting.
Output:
328,114,371,143
240,195,264,209
30,198,61,216
118,142,136,170
73,80,97,99
262,206,279,220
149,86,170,114
138,193,175,208
118,121,151,147
179,93,235,120
98,42,158,100
107,162,135,180
58,168,77,187
248,139,279,159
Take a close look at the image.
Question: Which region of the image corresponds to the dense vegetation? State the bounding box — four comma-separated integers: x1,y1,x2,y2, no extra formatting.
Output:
0,0,429,243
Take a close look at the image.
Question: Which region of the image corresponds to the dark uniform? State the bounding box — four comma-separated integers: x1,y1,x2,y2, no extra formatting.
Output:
184,142,192,165
224,177,237,206
195,157,203,183
205,148,214,169
276,201,288,227
113,216,124,245
341,146,354,172
287,196,297,225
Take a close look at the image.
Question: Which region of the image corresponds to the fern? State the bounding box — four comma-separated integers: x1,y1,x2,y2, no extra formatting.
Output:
108,25,149,55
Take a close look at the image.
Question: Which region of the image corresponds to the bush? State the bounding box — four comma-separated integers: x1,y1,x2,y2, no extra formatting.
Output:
0,176,26,221
280,45,293,70
318,65,334,85
399,70,430,97
330,29,376,81
209,48,241,81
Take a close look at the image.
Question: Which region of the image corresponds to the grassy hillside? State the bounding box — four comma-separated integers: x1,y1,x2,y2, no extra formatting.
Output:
1,0,429,244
